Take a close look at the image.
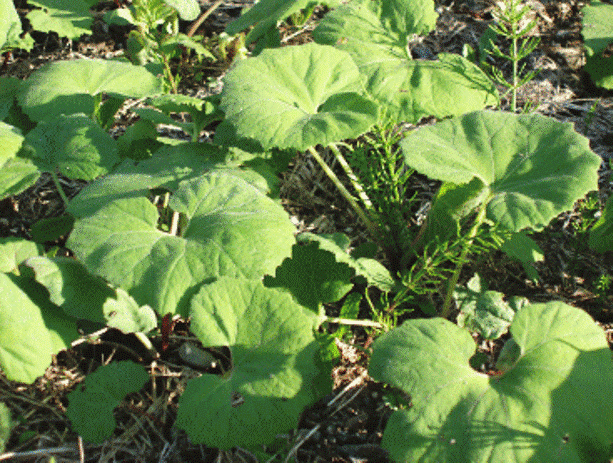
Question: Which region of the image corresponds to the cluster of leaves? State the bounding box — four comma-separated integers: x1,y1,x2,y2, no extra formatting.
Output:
2,0,613,461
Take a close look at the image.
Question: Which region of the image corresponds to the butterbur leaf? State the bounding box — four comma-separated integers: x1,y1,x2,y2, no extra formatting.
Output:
30,214,75,244
0,237,43,273
220,43,378,150
581,1,613,89
369,301,613,462
18,59,163,122
67,361,149,444
313,0,497,123
26,0,98,40
67,171,295,316
25,114,120,181
454,274,517,340
500,231,544,282
0,157,39,200
0,273,78,383
264,241,355,314
175,277,331,449
1,0,31,51
22,257,157,333
297,232,395,291
401,111,601,232
0,122,24,167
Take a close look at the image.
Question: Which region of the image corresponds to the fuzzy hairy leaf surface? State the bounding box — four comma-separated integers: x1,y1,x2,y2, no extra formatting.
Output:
369,301,613,462
220,43,378,150
18,59,163,122
66,361,149,444
67,171,295,316
176,277,331,449
402,111,601,232
313,0,497,123
0,273,78,383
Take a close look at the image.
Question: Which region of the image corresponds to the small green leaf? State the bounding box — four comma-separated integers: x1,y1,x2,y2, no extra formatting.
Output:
66,361,149,444
25,0,97,40
401,111,601,232
175,277,331,449
297,232,395,291
0,156,40,200
67,172,295,316
454,274,516,340
264,241,355,314
589,195,613,253
162,0,200,20
25,114,119,180
18,59,163,122
500,231,544,282
0,273,78,384
220,43,378,150
0,237,43,273
369,301,613,462
0,0,33,51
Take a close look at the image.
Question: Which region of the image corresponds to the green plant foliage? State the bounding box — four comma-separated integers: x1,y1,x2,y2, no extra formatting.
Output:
0,402,9,453
225,0,341,45
66,361,149,444
581,0,613,89
0,78,21,121
24,114,120,181
0,237,42,273
30,214,76,244
22,257,157,333
401,110,601,233
589,195,613,253
297,232,395,291
0,122,24,166
499,230,544,281
18,59,163,122
67,172,296,316
220,42,379,151
0,0,33,52
312,0,497,123
263,241,355,314
175,277,332,449
25,0,98,40
369,301,613,462
161,0,200,20
0,272,79,383
67,143,269,217
454,274,527,340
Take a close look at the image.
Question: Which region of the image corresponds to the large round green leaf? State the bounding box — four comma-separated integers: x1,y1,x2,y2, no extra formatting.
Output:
0,273,78,384
25,113,119,180
220,42,378,150
369,301,613,462
18,59,163,122
67,171,295,316
175,277,330,449
313,0,497,123
401,110,601,232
